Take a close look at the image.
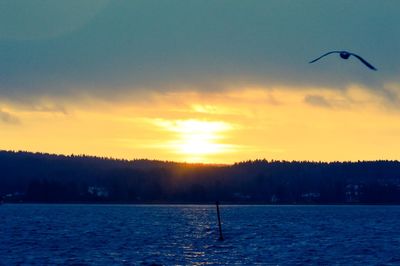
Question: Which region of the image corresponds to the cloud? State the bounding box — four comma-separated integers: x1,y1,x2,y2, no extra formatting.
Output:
304,95,332,108
0,110,20,124
0,1,399,102
22,103,68,114
0,0,109,41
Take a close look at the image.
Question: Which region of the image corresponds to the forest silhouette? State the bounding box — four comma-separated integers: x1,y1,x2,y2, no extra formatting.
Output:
1,150,400,204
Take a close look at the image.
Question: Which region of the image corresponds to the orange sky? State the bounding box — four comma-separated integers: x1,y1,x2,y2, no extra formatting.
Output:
2,85,400,164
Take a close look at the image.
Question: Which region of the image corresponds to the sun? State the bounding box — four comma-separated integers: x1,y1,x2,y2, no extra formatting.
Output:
155,119,234,162
174,120,227,154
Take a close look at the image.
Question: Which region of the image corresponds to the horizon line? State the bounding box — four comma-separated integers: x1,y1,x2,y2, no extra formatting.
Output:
1,149,400,165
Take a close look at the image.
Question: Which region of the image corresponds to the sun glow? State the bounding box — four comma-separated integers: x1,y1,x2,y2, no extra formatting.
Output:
154,119,235,162
3,85,400,164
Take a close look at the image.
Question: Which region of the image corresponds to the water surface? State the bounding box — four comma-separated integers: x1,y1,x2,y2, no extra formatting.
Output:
1,204,400,265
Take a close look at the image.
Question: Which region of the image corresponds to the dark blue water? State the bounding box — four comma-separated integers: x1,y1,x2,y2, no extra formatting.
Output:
1,204,400,265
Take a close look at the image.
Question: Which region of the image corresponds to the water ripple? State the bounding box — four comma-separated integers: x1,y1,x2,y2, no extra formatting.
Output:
1,204,400,265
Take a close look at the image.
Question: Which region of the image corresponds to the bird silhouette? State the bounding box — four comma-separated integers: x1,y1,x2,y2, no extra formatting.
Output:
309,51,377,71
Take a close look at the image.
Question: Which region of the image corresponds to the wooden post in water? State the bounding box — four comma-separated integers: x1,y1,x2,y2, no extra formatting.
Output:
216,200,224,241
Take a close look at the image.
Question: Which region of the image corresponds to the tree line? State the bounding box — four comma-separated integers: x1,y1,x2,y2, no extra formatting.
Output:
1,150,400,204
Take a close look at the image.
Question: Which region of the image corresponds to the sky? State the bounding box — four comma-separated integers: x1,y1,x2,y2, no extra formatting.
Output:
1,0,400,163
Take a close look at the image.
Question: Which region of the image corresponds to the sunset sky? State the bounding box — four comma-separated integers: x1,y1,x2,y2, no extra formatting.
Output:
1,1,400,163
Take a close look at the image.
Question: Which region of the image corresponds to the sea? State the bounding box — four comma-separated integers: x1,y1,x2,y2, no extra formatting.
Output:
1,204,400,265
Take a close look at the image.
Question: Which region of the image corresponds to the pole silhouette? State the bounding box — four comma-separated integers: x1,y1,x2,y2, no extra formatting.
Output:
216,201,224,241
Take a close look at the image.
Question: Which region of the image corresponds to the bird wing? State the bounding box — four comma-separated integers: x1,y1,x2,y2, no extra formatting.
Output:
349,53,377,71
309,51,342,63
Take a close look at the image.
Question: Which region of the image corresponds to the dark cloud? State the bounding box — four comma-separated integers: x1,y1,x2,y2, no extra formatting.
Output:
0,110,20,124
304,95,332,108
0,1,399,102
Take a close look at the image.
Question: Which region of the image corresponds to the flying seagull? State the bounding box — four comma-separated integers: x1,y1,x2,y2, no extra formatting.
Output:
309,51,377,71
